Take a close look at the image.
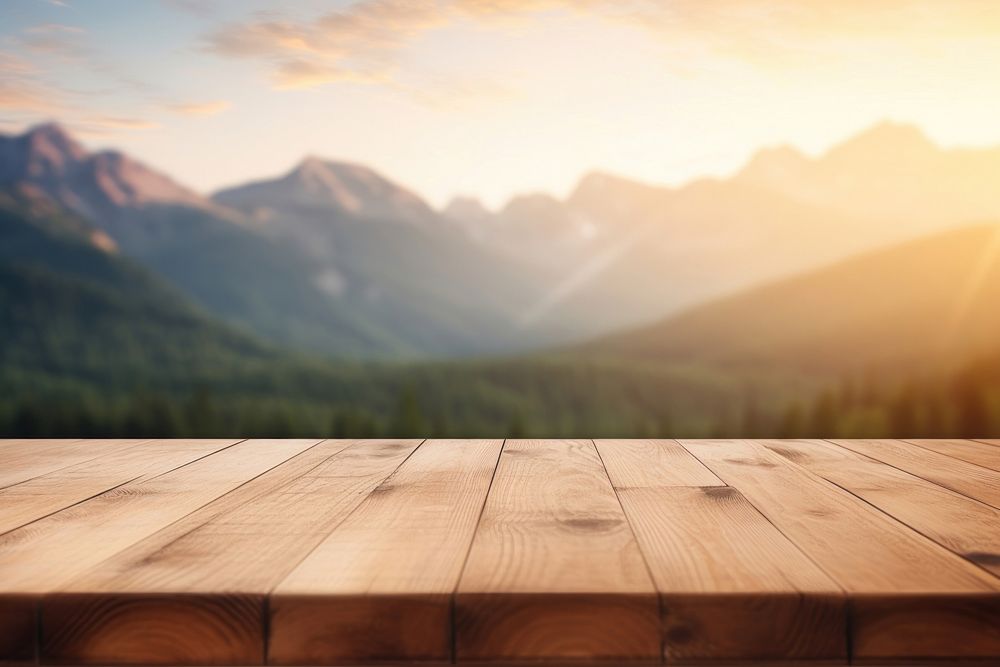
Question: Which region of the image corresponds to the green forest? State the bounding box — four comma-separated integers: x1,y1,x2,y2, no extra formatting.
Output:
3,355,998,439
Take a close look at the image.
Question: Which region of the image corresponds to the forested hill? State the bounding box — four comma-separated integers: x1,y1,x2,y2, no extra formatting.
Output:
0,194,280,390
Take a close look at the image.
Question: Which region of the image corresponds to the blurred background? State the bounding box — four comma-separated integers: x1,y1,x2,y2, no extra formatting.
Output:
2,0,1000,438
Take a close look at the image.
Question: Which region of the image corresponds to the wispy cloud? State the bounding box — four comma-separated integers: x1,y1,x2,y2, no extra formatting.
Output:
25,23,85,34
166,99,231,116
272,60,351,89
79,116,161,130
205,1,448,89
0,79,62,113
0,51,62,113
18,26,91,61
204,0,1000,93
0,51,37,75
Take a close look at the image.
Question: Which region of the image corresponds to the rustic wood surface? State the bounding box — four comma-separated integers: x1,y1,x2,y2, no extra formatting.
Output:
1,438,998,665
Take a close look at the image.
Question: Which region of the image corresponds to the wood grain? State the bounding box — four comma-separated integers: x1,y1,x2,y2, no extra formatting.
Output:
615,485,844,662
0,595,34,664
594,438,723,487
0,439,148,490
0,439,236,535
680,439,1000,661
905,438,1000,472
598,440,844,662
455,439,659,662
45,439,420,666
763,439,1000,577
0,439,318,594
2,438,999,666
833,438,1000,509
0,439,316,664
43,594,262,666
270,439,501,664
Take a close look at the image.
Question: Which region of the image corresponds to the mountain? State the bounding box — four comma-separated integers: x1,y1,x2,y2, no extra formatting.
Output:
0,189,740,439
584,223,1000,376
736,121,1000,230
215,157,435,225
0,191,279,389
0,125,500,358
443,196,493,227
0,123,217,226
9,120,1000,362
443,121,1000,338
211,158,580,355
461,169,879,334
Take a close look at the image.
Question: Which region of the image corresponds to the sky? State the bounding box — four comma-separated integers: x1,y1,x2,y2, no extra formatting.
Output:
3,0,1000,208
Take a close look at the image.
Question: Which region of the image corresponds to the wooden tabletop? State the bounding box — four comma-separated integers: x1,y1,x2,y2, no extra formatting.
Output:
1,438,999,666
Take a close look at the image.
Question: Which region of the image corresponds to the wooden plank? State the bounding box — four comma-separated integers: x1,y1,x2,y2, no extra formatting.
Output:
680,439,1000,662
0,439,148,490
269,439,502,665
0,439,318,664
594,438,723,487
43,439,421,666
833,438,1000,509
598,438,844,662
764,439,1000,577
0,439,237,535
0,438,80,449
455,439,659,662
905,438,1000,472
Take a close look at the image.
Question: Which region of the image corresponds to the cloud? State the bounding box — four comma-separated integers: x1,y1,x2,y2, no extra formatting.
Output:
25,23,85,34
19,30,92,61
272,60,349,89
0,52,62,113
0,80,62,113
0,52,37,76
205,1,447,89
87,116,160,129
166,99,232,116
204,0,1000,93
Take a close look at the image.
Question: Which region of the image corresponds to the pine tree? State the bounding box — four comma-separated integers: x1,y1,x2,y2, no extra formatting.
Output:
389,385,427,437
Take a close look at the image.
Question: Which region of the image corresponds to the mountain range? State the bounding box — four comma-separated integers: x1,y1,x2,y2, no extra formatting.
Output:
5,120,1000,437
584,222,1000,376
4,120,1000,365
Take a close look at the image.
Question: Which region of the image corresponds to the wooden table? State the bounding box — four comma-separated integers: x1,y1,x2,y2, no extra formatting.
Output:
1,438,999,665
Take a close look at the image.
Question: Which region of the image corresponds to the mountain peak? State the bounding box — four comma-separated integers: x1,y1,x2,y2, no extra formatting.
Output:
286,156,387,192
570,171,633,198
292,155,333,176
215,155,435,224
443,196,492,222
16,122,88,173
24,122,82,147
0,123,214,219
853,119,931,144
827,121,936,162
567,170,670,223
738,145,810,182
